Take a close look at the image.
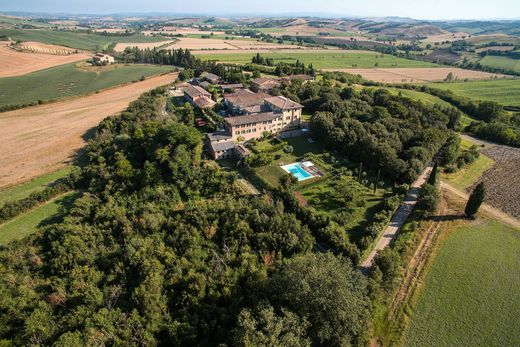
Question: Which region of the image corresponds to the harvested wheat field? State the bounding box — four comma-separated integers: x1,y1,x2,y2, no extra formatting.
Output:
0,73,177,189
0,42,90,77
327,67,509,83
164,37,295,51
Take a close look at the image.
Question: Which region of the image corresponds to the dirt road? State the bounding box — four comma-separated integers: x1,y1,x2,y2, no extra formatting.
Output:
0,73,177,189
360,165,433,270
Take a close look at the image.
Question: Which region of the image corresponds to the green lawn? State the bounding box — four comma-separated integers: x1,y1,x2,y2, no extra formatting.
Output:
0,191,80,244
0,62,173,106
428,79,520,107
479,55,520,73
0,167,71,205
198,51,438,69
441,138,494,191
0,29,170,51
299,178,388,235
251,136,325,187
404,220,520,347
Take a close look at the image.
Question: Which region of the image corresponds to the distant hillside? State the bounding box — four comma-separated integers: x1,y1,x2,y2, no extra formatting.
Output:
437,20,520,36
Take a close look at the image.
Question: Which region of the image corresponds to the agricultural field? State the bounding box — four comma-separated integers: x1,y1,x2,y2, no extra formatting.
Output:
479,55,520,73
198,50,437,69
472,144,520,219
335,67,508,83
0,166,71,205
0,42,90,77
0,62,173,106
404,220,520,347
0,72,177,189
429,79,520,107
441,138,494,191
0,28,170,51
0,191,79,244
164,37,297,52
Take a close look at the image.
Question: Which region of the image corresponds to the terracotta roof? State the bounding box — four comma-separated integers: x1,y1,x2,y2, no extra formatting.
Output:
224,89,270,108
193,97,216,109
250,77,281,89
264,96,303,110
225,112,278,126
217,83,244,89
243,104,270,114
235,144,251,157
184,84,211,99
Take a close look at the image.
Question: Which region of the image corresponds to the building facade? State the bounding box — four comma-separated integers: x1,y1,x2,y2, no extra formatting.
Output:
206,90,303,160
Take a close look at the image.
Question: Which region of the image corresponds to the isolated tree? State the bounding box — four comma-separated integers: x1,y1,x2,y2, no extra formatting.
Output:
428,162,438,186
465,182,486,218
417,183,439,215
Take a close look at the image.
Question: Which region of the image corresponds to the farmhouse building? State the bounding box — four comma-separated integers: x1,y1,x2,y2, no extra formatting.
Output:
206,90,303,160
92,53,115,65
183,84,216,109
203,72,221,84
250,77,281,93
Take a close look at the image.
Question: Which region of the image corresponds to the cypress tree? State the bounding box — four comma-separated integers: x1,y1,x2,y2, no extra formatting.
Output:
465,182,486,218
428,162,438,186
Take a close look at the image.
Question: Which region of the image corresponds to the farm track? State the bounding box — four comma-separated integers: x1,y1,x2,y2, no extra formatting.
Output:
360,165,432,271
0,73,177,189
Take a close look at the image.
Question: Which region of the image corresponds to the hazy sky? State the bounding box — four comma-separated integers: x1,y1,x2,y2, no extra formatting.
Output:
1,0,519,20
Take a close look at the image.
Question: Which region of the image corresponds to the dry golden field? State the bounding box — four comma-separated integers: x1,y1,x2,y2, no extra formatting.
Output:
326,67,509,83
0,73,177,189
0,42,90,77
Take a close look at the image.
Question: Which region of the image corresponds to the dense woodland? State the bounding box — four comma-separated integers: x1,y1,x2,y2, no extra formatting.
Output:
274,80,455,183
0,69,462,345
0,87,371,346
394,84,520,147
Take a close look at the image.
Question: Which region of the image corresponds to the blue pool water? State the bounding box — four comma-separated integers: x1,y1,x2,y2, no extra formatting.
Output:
285,164,312,181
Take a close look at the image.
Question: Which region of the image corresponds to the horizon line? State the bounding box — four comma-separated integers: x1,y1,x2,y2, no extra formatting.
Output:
1,10,520,22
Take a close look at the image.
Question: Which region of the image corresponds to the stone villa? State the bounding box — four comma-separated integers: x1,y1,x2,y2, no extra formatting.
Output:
207,89,303,160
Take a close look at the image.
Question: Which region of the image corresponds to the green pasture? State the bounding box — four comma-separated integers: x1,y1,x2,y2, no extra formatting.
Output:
0,62,173,106
479,55,520,73
198,51,438,69
0,167,71,205
0,191,80,244
404,220,520,346
429,79,520,107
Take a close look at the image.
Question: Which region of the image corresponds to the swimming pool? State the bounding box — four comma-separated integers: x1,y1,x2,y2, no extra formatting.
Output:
281,162,313,181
